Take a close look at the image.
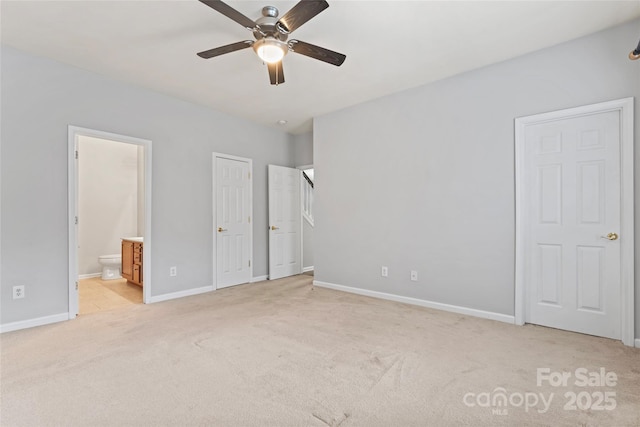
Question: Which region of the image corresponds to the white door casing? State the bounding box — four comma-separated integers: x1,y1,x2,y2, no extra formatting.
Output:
268,165,302,280
213,154,252,289
68,126,153,317
515,98,634,346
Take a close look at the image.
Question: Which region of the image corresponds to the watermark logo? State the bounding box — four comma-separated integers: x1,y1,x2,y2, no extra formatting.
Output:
537,368,617,411
463,388,553,415
462,368,617,415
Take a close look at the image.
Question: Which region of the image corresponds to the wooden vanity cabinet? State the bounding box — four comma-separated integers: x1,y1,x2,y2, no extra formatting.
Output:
122,241,133,280
121,239,143,287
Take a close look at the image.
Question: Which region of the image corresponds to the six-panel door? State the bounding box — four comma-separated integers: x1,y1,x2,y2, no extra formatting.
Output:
524,110,621,339
216,157,251,288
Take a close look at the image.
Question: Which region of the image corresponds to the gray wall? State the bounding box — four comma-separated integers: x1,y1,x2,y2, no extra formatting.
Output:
314,20,640,337
1,46,294,324
292,132,313,167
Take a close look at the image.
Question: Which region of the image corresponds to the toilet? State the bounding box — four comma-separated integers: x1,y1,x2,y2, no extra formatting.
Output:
98,254,122,280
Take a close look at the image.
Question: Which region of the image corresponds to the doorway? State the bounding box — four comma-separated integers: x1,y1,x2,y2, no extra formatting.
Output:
298,164,314,274
515,98,634,346
68,126,153,318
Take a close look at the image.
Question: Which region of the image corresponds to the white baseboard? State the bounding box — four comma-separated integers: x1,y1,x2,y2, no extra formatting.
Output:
303,266,314,273
313,280,515,324
252,275,268,282
635,338,640,348
148,285,214,303
78,273,101,279
0,312,69,334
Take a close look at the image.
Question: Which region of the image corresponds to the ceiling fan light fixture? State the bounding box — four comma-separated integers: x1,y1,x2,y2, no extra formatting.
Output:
254,38,287,63
196,0,346,85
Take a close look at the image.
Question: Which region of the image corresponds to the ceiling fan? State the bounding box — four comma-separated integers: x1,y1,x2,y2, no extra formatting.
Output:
630,37,640,60
196,0,346,85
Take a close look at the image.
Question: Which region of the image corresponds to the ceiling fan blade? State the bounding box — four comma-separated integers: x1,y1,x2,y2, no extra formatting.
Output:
276,0,329,34
267,61,285,85
197,40,253,59
288,40,346,66
198,0,257,30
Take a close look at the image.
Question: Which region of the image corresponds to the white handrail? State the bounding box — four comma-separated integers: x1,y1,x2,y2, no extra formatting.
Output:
301,175,314,227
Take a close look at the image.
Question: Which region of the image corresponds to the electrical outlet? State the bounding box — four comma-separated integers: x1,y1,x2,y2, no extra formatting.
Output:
381,266,388,277
169,266,177,277
13,285,25,299
410,270,418,282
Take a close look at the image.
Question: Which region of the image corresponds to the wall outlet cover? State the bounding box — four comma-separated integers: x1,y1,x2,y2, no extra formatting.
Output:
13,285,25,299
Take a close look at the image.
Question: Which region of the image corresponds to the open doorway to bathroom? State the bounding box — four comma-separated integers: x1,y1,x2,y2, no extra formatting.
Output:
68,126,152,318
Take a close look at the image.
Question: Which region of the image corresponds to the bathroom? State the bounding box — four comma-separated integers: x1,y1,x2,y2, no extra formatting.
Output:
77,135,145,314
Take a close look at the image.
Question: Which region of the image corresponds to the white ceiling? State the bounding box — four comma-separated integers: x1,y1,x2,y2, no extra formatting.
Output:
2,1,639,134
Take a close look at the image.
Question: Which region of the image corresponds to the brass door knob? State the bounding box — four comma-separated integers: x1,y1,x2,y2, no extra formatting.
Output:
270,225,279,231
218,227,227,232
601,232,619,241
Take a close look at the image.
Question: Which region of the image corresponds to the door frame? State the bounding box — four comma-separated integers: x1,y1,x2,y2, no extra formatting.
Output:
212,152,253,289
68,126,153,318
514,97,634,346
297,164,314,271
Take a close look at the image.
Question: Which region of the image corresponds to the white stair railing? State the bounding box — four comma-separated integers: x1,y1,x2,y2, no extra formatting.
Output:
302,171,314,226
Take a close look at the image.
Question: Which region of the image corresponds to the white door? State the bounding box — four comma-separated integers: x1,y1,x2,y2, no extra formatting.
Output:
521,110,623,339
215,156,252,288
268,165,302,280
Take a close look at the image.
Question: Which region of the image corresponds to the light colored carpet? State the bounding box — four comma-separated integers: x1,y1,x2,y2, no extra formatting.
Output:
1,274,639,426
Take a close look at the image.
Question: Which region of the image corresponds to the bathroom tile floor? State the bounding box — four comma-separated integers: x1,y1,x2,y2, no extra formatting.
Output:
79,277,142,315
